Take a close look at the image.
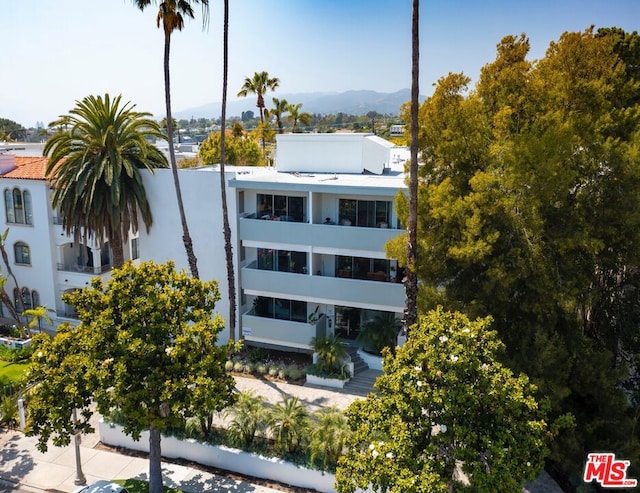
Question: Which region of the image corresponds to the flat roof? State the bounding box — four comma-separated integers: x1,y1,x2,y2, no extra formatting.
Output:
228,157,407,196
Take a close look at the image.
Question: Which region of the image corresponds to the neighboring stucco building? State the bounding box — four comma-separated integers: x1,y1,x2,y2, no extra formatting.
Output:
0,152,138,332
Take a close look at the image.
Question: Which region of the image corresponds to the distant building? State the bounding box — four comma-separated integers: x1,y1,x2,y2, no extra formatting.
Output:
389,124,405,137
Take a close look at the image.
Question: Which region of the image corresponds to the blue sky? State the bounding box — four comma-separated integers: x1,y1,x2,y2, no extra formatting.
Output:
3,0,639,127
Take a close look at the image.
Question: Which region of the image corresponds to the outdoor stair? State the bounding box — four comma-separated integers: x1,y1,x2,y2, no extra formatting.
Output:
339,344,382,396
345,344,368,375
344,368,383,396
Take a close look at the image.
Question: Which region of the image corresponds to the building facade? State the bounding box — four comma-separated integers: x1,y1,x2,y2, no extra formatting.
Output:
0,153,138,332
0,134,408,352
230,133,407,351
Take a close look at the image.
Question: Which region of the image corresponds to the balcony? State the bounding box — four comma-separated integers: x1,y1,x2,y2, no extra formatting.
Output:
57,263,112,274
239,216,401,252
241,264,404,311
241,312,322,350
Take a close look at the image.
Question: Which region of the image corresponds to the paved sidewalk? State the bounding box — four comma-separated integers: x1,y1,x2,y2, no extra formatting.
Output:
0,376,364,493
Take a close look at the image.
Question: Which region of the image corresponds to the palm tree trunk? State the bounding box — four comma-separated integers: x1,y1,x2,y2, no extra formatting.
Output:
148,426,163,493
164,32,199,279
219,0,237,341
110,226,125,269
404,0,420,334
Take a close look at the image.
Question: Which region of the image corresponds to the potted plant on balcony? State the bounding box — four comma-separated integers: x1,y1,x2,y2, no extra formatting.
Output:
307,334,350,388
252,296,269,317
308,305,320,325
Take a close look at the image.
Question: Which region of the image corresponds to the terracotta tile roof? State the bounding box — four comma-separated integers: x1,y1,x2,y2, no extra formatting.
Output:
0,156,48,180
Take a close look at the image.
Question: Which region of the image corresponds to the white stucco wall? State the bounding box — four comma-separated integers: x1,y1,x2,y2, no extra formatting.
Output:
140,167,239,344
1,179,59,328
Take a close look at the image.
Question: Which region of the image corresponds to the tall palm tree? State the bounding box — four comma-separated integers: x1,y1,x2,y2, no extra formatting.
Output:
134,0,209,279
286,103,312,133
265,97,288,133
405,0,420,333
219,0,238,341
44,94,167,270
237,71,280,151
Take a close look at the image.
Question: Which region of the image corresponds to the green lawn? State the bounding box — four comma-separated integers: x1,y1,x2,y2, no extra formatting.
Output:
0,360,30,386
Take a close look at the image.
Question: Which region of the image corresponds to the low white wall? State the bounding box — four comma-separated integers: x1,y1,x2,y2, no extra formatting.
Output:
99,420,338,493
357,349,382,371
306,373,346,389
0,337,31,350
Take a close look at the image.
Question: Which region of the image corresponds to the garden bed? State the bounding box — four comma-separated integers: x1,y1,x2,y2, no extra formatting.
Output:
99,420,339,493
225,346,311,384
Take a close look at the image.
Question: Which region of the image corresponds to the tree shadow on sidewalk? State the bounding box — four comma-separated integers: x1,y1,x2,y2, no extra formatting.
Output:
0,433,35,483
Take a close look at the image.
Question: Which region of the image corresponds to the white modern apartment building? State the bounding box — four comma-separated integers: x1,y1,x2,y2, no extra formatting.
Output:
0,134,408,352
229,133,407,351
142,133,408,351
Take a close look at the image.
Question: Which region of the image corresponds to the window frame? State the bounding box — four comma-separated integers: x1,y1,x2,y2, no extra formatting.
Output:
14,241,31,265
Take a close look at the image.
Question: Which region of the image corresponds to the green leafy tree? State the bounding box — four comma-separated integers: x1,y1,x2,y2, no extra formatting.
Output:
26,324,95,448
134,0,209,279
26,261,236,493
286,103,311,133
0,118,26,141
266,97,289,133
199,132,263,166
237,71,280,152
389,27,640,477
43,94,167,268
335,308,549,493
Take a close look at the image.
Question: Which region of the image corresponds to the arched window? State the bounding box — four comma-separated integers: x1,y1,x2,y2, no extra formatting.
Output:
14,242,30,265
23,190,33,225
13,287,37,315
4,189,14,223
13,287,21,313
4,188,33,225
21,287,32,311
13,189,24,223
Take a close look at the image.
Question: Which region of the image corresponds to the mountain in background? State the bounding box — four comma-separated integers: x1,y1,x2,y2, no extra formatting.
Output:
172,89,424,120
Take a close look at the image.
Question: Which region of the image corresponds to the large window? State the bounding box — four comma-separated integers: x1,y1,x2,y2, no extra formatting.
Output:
14,242,30,265
257,248,307,273
336,255,392,282
334,307,391,340
4,188,33,225
339,199,390,228
257,193,305,222
252,296,307,322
